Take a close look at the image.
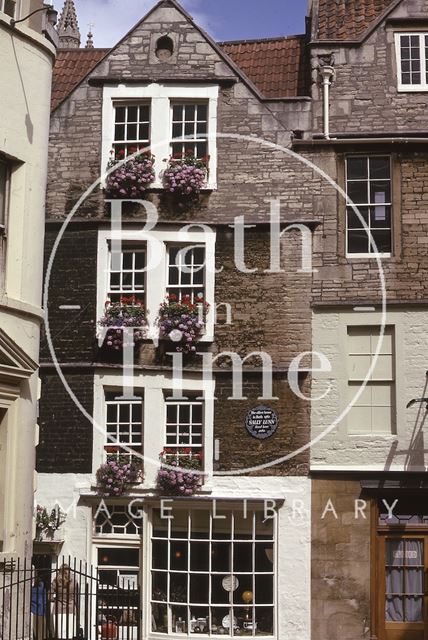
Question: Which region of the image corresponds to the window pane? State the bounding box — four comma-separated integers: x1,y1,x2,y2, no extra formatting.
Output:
347,181,368,204
128,106,138,122
370,181,391,204
370,206,391,228
370,157,390,179
115,124,125,141
371,229,392,253
347,157,367,180
347,206,369,229
348,229,369,254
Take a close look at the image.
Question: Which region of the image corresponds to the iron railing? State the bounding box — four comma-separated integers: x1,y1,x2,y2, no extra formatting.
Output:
0,557,140,640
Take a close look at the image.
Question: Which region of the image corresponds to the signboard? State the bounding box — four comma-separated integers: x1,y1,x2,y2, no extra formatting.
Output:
245,406,278,440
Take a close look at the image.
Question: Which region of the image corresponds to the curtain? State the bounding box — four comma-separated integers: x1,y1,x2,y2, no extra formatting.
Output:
385,539,423,622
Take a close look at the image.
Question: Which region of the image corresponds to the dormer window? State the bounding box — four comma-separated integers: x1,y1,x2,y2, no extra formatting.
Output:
395,33,428,91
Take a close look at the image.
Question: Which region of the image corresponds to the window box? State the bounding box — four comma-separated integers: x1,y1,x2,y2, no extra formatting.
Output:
105,150,156,199
163,153,209,203
98,300,147,350
158,295,209,355
157,448,204,496
96,455,144,497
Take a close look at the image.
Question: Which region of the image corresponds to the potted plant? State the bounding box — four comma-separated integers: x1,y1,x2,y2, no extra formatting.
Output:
35,505,66,541
157,448,203,496
96,454,143,497
105,148,155,198
98,297,147,350
157,294,209,354
163,151,208,200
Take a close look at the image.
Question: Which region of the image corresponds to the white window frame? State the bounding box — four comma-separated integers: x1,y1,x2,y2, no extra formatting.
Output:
93,373,215,488
147,505,277,639
107,244,146,303
97,228,216,342
112,102,151,158
346,325,396,435
104,393,144,462
94,503,143,537
102,84,219,189
164,397,204,457
166,244,206,304
345,155,392,258
395,33,428,91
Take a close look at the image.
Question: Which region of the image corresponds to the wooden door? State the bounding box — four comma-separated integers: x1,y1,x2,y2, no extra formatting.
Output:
379,535,428,640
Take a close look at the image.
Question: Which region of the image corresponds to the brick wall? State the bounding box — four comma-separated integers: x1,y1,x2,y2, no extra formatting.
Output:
37,372,94,473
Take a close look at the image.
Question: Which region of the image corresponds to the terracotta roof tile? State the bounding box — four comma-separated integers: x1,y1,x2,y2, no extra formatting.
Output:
51,35,310,110
220,36,309,98
316,0,397,41
51,48,109,110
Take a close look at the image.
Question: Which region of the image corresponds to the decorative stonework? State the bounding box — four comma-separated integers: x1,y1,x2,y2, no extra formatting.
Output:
57,0,81,49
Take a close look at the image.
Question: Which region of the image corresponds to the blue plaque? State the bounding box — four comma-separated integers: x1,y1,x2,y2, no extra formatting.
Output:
245,405,278,440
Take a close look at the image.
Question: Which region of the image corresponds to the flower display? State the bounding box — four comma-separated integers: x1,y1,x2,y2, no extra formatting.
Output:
163,151,208,197
96,454,142,497
35,505,66,537
99,297,147,350
157,294,209,354
157,448,203,496
105,148,155,198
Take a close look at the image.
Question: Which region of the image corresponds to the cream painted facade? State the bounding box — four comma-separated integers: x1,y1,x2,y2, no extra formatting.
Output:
0,1,55,563
311,308,428,471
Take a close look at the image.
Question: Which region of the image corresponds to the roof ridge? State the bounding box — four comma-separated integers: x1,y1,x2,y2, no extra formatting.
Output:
219,34,306,45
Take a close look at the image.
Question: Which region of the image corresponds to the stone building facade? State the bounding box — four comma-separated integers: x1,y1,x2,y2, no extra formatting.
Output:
0,1,56,637
37,1,316,638
306,1,428,639
37,0,428,639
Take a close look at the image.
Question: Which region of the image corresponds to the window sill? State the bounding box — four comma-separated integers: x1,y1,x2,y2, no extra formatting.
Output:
103,183,217,195
397,86,428,92
346,253,392,259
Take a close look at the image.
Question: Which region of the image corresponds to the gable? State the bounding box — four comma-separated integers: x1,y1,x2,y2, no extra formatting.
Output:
87,2,239,84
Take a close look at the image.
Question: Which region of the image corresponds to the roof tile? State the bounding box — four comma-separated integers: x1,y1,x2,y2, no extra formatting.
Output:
316,0,397,40
51,36,310,110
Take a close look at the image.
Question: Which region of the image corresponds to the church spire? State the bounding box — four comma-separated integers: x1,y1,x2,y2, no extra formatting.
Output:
57,0,81,49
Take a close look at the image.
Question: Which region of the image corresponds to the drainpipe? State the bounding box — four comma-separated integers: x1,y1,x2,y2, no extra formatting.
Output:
319,65,335,139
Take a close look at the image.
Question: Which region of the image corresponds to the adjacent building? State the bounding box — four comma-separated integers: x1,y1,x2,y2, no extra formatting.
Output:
0,0,55,563
36,0,428,639
0,1,56,638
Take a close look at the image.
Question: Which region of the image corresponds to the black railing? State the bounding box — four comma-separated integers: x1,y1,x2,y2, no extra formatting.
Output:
0,557,140,640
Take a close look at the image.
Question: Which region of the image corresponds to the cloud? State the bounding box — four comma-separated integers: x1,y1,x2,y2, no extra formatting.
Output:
66,0,221,48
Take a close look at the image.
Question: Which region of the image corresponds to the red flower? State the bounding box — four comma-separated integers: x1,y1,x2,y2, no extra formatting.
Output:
168,293,177,302
185,149,194,157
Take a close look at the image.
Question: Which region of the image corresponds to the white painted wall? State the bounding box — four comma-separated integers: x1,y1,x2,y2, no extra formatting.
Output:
0,10,55,560
36,474,311,640
311,308,428,471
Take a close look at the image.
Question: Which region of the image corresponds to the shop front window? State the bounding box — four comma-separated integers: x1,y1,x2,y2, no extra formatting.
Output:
150,507,275,637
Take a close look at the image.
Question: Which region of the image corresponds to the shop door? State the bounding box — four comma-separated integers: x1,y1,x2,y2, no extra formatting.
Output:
379,536,428,640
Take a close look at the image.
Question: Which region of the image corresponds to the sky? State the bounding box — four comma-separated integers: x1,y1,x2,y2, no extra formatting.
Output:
68,0,308,48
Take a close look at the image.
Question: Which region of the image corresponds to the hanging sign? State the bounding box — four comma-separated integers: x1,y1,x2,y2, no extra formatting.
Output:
245,406,278,440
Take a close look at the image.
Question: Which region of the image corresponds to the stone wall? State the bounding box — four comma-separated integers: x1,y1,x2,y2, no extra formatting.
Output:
311,0,428,134
311,479,371,640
